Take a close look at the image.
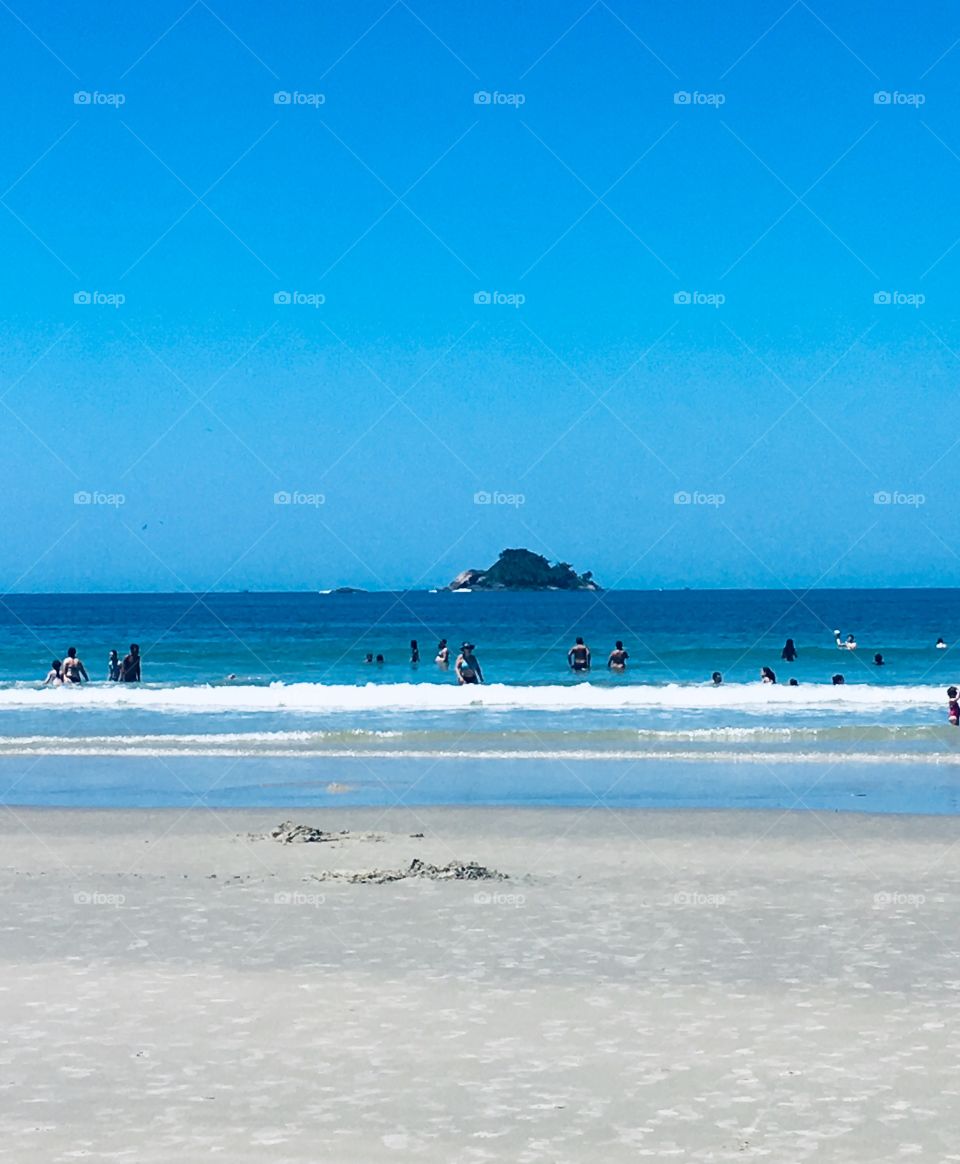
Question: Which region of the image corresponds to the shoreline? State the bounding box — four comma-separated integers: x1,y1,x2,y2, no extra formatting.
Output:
3,751,960,816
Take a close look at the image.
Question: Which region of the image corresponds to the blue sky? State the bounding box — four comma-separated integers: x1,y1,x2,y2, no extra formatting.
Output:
2,0,959,591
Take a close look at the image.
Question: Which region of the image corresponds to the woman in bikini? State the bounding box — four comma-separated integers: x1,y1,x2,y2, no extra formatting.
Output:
61,647,89,684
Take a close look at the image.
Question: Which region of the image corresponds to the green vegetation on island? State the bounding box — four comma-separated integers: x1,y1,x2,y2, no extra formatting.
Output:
449,548,601,592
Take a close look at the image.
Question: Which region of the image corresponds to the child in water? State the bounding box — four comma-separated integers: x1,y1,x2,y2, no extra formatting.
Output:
948,686,960,727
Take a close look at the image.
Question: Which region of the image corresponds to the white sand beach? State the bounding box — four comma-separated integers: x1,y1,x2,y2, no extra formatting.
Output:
1,803,959,1162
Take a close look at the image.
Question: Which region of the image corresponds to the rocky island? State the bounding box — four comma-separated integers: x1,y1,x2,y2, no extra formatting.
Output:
448,548,601,592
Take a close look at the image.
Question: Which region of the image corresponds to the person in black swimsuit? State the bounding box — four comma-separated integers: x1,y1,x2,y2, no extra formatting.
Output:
108,650,121,681
781,639,797,662
120,644,141,683
568,637,591,672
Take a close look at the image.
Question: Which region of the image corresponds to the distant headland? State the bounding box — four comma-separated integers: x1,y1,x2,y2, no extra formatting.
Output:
449,548,601,592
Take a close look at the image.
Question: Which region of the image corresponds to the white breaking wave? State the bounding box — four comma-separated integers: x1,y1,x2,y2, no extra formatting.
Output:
0,679,945,714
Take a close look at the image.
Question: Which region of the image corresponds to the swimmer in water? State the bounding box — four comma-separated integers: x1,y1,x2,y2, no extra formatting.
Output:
607,641,629,671
761,666,777,684
567,637,591,673
43,659,63,686
107,650,120,681
363,653,373,663
832,673,845,685
874,653,884,666
435,639,449,666
119,644,141,683
788,677,799,686
937,638,948,650
835,631,857,650
410,639,419,664
711,671,723,686
375,654,384,665
781,638,797,662
455,642,483,685
948,686,960,726
61,647,88,685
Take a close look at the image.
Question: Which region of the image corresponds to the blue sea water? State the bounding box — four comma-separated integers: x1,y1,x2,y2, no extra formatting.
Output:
1,589,959,812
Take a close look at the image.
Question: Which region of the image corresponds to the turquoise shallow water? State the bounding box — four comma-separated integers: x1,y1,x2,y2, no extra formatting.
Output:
1,590,959,809
2,588,958,688
2,756,959,816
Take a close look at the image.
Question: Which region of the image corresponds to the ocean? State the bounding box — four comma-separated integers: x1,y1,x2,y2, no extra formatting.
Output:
2,589,959,813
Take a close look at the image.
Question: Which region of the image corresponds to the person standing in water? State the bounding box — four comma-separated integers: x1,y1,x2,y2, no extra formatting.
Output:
107,650,121,681
835,631,857,650
410,640,420,664
119,644,141,683
435,639,449,666
455,642,483,685
711,671,723,686
937,638,948,650
948,686,960,726
567,637,591,673
62,647,88,684
781,639,797,662
607,641,629,670
43,660,63,686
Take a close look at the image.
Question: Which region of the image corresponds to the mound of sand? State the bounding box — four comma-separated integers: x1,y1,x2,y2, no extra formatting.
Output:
306,857,507,884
